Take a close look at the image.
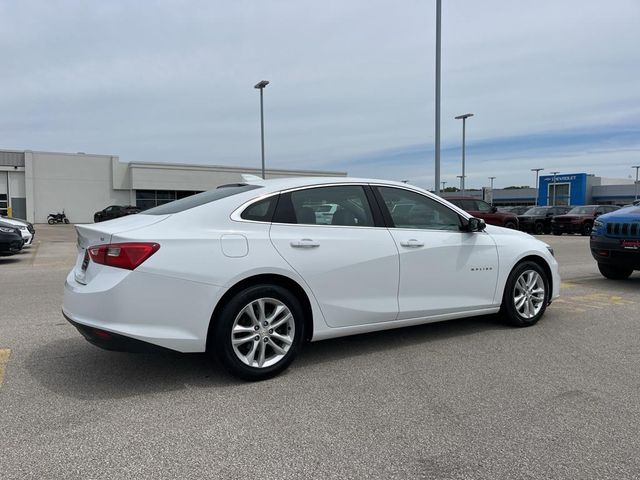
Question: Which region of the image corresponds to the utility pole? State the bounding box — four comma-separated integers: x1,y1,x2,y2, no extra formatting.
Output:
531,168,544,206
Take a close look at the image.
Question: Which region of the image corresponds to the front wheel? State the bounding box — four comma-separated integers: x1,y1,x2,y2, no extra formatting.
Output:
500,261,549,327
211,284,305,381
47,218,55,225
598,263,633,280
534,222,545,234
63,218,70,224
552,230,562,236
504,221,517,229
581,223,592,236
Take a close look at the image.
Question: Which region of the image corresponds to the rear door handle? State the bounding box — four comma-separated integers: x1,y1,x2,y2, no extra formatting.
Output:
290,239,320,248
399,239,424,248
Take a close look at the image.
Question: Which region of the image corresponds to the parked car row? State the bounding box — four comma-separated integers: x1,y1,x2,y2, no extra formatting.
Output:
452,199,622,236
0,216,36,256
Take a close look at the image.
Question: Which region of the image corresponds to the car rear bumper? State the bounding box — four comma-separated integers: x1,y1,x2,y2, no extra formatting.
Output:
63,268,225,353
590,237,640,269
63,312,173,353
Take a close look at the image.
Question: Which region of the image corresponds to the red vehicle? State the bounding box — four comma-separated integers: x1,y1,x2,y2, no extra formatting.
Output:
446,197,519,229
551,205,619,236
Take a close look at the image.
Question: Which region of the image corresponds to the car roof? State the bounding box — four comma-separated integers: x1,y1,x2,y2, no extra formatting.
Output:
239,176,430,195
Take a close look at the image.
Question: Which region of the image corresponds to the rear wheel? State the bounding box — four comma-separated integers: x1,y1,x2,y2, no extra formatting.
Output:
47,218,54,225
211,284,305,381
598,263,633,280
500,261,549,327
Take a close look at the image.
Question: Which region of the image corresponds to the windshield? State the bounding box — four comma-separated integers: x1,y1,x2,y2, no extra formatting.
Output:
568,206,596,215
142,185,261,215
524,207,548,215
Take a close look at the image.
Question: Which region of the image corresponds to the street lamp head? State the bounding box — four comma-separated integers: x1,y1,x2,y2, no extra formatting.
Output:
455,113,474,120
254,80,270,89
531,168,544,172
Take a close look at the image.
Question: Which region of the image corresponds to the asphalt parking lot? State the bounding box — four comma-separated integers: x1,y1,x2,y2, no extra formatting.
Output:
1,225,639,479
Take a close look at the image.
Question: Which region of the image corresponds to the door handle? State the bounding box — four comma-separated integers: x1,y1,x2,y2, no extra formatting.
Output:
290,239,320,248
399,239,424,248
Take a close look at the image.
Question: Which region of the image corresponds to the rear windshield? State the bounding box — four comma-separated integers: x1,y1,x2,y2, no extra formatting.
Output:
142,185,261,215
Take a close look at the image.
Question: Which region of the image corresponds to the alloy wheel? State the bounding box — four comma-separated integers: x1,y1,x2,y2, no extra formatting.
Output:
513,270,545,319
231,298,295,368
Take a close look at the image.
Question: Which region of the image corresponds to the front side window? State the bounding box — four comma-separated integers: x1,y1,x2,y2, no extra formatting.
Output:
275,186,375,227
378,187,461,231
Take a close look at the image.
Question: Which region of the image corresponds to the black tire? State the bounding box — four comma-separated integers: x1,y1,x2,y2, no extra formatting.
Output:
597,263,633,280
63,218,70,224
211,284,305,381
581,222,592,236
47,218,55,225
534,222,545,235
552,230,562,236
500,261,550,327
504,221,517,229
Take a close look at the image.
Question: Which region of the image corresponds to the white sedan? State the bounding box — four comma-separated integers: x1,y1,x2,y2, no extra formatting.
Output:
63,177,560,380
0,215,34,246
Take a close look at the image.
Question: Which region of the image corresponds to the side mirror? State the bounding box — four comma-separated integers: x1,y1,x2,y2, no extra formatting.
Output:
491,206,498,213
466,217,486,232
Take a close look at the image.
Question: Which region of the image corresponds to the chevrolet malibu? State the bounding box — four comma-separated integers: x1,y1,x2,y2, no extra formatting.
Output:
63,177,560,380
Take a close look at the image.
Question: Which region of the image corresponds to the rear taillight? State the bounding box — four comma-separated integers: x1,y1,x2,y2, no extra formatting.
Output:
88,242,160,270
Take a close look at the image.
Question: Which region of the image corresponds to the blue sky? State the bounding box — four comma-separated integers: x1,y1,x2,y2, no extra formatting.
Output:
1,0,639,188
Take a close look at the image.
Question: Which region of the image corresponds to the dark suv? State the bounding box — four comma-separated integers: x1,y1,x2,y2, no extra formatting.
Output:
94,205,141,223
590,205,640,279
446,197,518,229
551,205,619,236
518,206,572,234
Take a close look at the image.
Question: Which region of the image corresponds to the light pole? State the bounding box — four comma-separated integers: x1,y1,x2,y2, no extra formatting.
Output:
457,175,464,192
455,113,474,196
531,168,544,206
441,181,447,191
254,80,270,179
488,176,496,205
434,0,442,195
633,165,640,200
550,171,560,206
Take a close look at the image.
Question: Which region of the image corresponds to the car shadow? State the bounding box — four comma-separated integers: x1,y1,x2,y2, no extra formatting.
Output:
26,315,508,399
0,256,23,264
298,314,508,367
25,337,239,400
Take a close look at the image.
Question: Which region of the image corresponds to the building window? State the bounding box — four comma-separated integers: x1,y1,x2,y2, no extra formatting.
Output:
135,190,202,210
0,193,7,216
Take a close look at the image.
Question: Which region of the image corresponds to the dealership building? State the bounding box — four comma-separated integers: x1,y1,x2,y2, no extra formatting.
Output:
2,148,638,223
444,173,638,207
0,149,346,223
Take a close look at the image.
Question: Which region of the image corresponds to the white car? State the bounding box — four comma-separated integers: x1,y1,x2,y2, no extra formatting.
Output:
0,216,34,246
63,177,560,380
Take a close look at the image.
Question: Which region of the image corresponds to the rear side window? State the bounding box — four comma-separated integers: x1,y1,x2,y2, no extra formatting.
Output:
274,186,375,227
142,185,261,215
240,196,277,222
